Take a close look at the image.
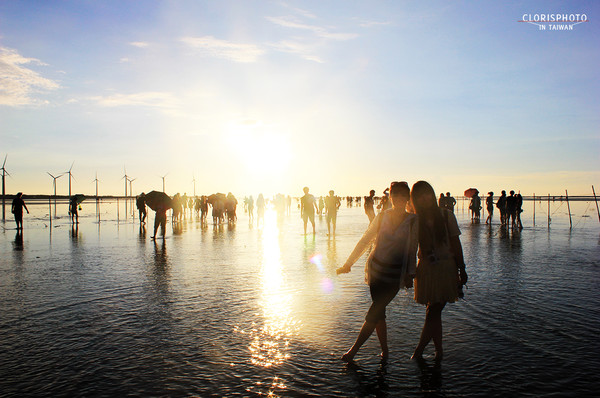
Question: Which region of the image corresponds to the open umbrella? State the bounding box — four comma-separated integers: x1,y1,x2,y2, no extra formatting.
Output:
464,188,479,198
72,194,86,204
145,190,172,211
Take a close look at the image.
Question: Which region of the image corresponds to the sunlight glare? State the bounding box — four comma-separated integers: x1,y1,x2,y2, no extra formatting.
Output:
248,209,299,371
227,121,292,177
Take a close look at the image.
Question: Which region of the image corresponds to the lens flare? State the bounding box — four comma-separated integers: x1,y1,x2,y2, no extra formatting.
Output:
309,253,333,294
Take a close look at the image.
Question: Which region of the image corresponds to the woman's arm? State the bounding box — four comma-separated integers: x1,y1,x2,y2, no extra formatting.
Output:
336,214,381,274
449,235,468,285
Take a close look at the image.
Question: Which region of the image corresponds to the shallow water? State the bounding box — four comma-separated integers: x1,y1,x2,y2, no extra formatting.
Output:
1,199,599,397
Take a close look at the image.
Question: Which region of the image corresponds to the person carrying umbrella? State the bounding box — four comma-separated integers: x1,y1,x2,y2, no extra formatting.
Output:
145,190,172,239
69,194,85,224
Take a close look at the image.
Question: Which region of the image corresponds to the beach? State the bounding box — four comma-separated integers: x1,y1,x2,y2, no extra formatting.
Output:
1,199,599,397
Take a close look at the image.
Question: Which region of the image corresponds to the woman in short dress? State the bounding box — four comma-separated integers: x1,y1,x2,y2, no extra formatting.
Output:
337,181,418,362
410,181,468,363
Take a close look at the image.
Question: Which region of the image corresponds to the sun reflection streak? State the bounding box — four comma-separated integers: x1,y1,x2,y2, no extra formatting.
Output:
248,210,299,374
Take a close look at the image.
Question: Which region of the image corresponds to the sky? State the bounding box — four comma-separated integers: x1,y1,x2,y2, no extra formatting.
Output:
1,1,598,198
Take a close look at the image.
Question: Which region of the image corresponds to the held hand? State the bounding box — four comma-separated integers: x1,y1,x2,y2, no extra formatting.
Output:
336,264,351,275
459,268,468,285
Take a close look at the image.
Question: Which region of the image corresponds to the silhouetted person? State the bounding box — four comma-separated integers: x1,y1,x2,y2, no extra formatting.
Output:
152,203,167,239
69,196,79,224
172,193,182,222
445,192,456,213
256,193,265,226
182,193,188,217
200,195,208,224
438,193,446,209
325,190,341,236
364,189,376,223
226,192,238,223
318,196,325,216
516,192,523,229
136,193,147,224
469,192,481,222
301,187,318,235
378,188,391,212
506,190,517,229
247,195,254,223
485,192,494,224
11,192,29,230
411,181,467,364
336,182,418,363
496,191,507,225
286,195,292,215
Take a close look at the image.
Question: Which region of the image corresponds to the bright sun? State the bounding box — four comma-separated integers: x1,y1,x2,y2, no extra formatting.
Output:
227,121,292,176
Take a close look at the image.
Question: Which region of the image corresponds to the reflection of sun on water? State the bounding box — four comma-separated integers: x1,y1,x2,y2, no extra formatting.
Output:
249,209,299,372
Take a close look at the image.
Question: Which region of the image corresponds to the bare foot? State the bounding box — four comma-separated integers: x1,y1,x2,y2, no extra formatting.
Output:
380,351,389,362
341,351,356,363
434,351,443,363
411,350,424,361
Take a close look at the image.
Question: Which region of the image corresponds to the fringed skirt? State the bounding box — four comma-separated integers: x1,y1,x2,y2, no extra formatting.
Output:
414,257,459,305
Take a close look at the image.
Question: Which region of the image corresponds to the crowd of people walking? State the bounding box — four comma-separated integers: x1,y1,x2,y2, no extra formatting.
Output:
8,181,540,367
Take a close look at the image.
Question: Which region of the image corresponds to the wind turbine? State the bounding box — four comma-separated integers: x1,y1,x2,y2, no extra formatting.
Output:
47,172,64,198
122,167,130,197
92,172,100,198
160,173,168,193
65,162,75,197
128,177,136,198
1,155,10,220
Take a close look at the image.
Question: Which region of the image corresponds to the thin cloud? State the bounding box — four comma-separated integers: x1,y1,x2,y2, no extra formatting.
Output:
269,40,324,63
129,41,150,48
91,91,180,109
358,20,392,28
278,3,317,19
180,36,264,63
266,16,358,40
0,46,59,106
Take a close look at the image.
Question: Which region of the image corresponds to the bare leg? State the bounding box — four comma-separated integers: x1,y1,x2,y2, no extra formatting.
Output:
412,302,446,361
375,319,389,360
342,321,377,362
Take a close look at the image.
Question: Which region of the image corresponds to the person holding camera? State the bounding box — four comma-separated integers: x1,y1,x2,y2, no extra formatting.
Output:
410,181,468,364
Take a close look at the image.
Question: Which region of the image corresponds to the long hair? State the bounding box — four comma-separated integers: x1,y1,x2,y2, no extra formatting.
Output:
411,181,447,253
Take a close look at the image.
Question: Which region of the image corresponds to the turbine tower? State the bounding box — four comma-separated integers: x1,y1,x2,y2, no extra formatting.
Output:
192,175,196,197
65,162,75,197
47,172,64,198
1,155,10,220
92,172,100,198
161,173,168,193
128,177,136,198
122,167,130,197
